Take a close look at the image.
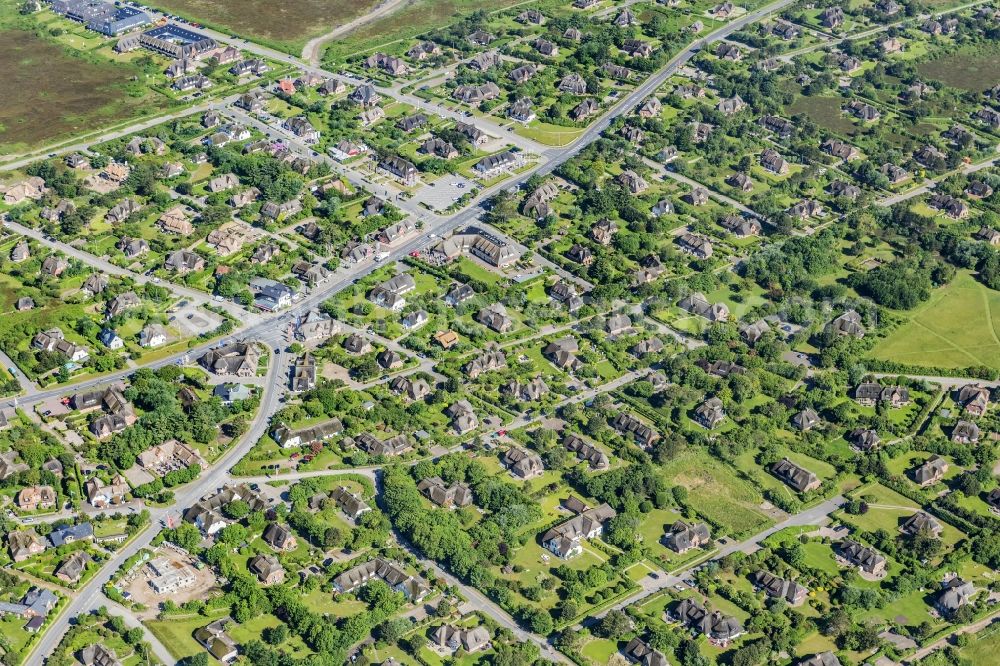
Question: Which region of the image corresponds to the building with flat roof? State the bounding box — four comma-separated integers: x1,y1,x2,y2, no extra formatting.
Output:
147,557,197,594
139,24,216,59
51,0,150,35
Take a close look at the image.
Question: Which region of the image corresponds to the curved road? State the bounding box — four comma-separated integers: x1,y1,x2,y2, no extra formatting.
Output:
301,0,411,65
20,0,802,660
27,347,288,662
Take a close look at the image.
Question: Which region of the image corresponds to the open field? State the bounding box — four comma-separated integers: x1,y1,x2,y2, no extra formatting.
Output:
322,0,537,62
786,95,856,136
869,271,1000,371
0,29,163,154
146,614,216,661
153,0,380,50
918,48,1000,92
659,450,773,539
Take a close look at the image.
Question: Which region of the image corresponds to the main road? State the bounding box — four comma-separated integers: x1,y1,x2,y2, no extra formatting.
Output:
20,0,801,660
0,0,798,418
26,347,288,662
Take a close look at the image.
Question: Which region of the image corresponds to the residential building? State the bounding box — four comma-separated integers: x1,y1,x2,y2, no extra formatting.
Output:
17,485,56,512
355,432,412,457
165,250,205,274
369,273,416,310
562,434,609,470
378,156,419,186
249,277,294,311
199,342,260,377
837,539,887,575
473,151,522,179
662,520,711,553
80,644,121,666
194,618,238,663
677,232,713,259
901,511,943,538
678,292,729,321
49,523,93,548
958,384,990,416
543,336,583,371
332,558,429,601
541,504,616,558
502,447,544,479
623,638,668,666
431,625,491,653
771,458,821,492
476,303,514,333
262,523,297,551
828,310,866,338
464,349,506,379
184,485,266,535
295,309,340,342
8,529,45,562
55,551,91,584
753,570,808,605
446,400,478,434
849,428,881,452
952,420,981,443
792,408,821,432
433,228,520,267
853,383,909,407
249,554,285,585
913,455,949,486
610,413,659,447
937,577,976,617
271,419,342,449
84,475,128,507
417,477,473,508
31,328,89,362
694,397,726,429
453,82,501,104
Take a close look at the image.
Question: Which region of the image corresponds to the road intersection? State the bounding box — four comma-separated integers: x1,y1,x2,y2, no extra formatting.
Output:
1,0,838,661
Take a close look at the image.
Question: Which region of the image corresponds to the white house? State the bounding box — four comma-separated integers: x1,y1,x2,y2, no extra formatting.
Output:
138,324,168,348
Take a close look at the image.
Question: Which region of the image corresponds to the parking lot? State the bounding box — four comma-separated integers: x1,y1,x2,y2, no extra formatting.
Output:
170,303,224,338
410,176,475,211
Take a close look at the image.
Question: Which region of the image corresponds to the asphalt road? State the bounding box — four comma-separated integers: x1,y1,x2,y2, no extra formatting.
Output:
5,219,255,325
27,348,288,662
587,495,846,623
16,0,807,660
0,96,236,173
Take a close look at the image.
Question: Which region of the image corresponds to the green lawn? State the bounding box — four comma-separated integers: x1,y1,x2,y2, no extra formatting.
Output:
870,271,1000,371
800,541,841,575
861,587,940,627
516,122,588,147
579,636,620,666
228,613,312,659
960,627,1000,663
850,482,920,508
145,614,215,661
148,611,311,663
